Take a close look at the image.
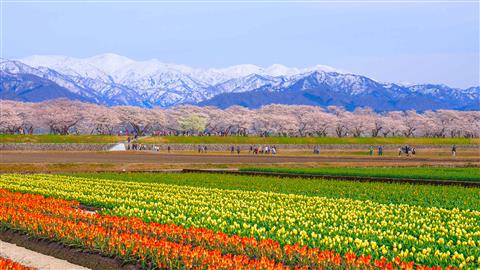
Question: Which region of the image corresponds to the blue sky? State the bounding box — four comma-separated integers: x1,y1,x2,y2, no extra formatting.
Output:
2,1,479,88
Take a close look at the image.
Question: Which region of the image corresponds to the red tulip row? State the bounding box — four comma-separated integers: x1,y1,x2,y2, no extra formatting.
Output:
0,189,455,270
0,258,35,270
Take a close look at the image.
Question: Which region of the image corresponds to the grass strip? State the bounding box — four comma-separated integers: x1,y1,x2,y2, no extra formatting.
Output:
239,167,480,182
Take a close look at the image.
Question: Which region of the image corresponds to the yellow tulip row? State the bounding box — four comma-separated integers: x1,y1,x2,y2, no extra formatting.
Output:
0,174,478,268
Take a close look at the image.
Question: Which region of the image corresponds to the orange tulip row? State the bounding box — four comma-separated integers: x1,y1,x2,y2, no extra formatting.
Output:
0,189,454,270
0,258,35,270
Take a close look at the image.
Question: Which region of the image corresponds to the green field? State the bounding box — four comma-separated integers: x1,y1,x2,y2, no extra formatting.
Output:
0,134,127,144
139,136,479,145
66,172,480,210
240,167,480,182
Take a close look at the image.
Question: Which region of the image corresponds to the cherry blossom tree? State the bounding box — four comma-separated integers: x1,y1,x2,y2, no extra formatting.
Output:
0,101,23,134
327,106,350,137
80,105,121,135
223,106,255,136
1,100,478,138
37,99,86,135
179,113,208,135
344,108,376,137
114,106,155,136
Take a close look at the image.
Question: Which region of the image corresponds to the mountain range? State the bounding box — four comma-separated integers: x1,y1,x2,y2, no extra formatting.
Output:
1,53,478,111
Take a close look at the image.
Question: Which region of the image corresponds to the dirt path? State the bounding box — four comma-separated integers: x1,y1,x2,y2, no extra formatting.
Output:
0,151,477,165
0,240,90,270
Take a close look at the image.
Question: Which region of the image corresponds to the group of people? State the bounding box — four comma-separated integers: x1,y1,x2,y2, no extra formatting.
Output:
365,145,417,156
366,145,416,156
126,135,173,152
128,143,148,150
248,145,277,155
126,136,145,150
397,145,416,156
197,145,208,153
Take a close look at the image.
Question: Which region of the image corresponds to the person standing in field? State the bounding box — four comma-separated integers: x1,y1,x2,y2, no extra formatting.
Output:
167,146,171,153
230,145,235,154
411,147,416,156
398,146,402,156
378,146,383,156
236,146,240,155
452,145,457,157
369,145,374,156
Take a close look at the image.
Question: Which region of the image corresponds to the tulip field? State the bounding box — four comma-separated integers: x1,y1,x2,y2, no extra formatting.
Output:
0,173,479,269
0,258,34,270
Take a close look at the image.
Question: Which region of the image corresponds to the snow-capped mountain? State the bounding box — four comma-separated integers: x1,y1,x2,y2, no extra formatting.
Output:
21,53,339,87
1,54,478,111
200,71,479,111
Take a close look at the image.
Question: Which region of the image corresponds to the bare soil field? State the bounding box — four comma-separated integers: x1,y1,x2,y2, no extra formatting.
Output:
1,151,478,164
0,151,477,174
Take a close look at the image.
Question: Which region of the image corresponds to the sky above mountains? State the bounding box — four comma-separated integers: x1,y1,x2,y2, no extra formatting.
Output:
2,1,479,88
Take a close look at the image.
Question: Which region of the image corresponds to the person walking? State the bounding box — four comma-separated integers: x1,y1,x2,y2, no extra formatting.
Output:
411,147,416,156
236,146,241,155
398,146,402,156
369,145,374,156
452,145,457,157
167,146,171,153
231,145,235,154
378,146,383,156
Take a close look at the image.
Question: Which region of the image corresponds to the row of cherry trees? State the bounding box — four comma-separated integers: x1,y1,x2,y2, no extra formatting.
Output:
1,99,479,138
